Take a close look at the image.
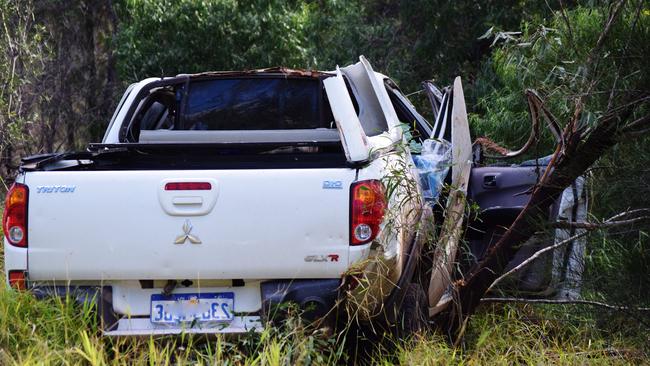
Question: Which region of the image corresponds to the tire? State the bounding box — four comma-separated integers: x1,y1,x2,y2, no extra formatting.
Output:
397,283,429,336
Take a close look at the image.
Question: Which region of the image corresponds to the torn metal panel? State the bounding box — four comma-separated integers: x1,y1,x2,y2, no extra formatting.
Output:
423,80,452,142
322,68,371,163
449,77,473,186
358,56,403,142
340,56,403,151
428,77,473,316
340,62,388,136
422,81,443,124
433,90,451,141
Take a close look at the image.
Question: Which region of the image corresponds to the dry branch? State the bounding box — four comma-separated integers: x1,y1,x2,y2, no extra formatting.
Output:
552,216,650,230
487,211,649,292
481,297,650,312
486,231,589,293
619,114,650,138
475,89,562,159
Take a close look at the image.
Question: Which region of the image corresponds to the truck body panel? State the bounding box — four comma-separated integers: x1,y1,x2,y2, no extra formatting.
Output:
26,168,355,281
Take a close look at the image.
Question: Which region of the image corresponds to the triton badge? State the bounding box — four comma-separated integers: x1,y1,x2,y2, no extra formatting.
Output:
175,220,202,244
36,185,76,193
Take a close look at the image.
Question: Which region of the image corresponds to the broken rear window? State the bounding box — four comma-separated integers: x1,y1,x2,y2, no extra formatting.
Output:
182,78,328,130
129,76,339,144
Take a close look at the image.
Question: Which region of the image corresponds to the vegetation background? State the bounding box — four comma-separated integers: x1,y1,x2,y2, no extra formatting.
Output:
0,0,648,364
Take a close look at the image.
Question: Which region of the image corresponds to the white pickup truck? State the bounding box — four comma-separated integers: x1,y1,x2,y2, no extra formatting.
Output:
3,56,555,336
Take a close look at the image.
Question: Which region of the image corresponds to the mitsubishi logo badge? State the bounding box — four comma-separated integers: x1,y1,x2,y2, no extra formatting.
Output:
175,220,202,244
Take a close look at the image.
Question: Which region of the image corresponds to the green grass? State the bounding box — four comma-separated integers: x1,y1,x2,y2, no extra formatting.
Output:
1,226,646,365
0,279,647,365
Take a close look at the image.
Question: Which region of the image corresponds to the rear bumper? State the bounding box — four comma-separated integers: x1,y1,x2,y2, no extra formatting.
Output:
29,278,341,335
106,316,263,336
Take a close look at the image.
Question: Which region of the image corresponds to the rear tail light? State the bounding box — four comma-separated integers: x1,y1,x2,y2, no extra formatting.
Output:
3,183,28,247
165,182,212,191
8,270,27,290
350,180,386,245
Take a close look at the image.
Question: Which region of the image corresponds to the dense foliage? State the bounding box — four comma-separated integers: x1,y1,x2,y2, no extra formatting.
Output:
471,6,649,151
116,0,319,78
469,5,649,306
115,0,555,90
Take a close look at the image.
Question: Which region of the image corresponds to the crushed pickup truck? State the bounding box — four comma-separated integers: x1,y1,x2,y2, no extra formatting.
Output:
3,56,580,336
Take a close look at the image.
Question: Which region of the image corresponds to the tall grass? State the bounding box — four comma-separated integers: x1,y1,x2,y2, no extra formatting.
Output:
0,277,646,365
0,282,346,365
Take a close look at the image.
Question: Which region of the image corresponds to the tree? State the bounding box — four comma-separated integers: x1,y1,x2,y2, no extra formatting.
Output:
0,0,118,185
437,0,650,337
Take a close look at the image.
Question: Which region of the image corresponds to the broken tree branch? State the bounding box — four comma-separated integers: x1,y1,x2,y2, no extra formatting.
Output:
480,297,650,312
486,231,590,293
605,208,650,221
486,211,648,293
619,114,650,138
552,216,650,230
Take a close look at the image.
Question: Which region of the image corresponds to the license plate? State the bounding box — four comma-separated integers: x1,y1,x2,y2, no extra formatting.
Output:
150,292,234,324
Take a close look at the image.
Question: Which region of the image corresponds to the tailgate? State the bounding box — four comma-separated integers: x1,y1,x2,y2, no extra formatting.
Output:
26,169,355,280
